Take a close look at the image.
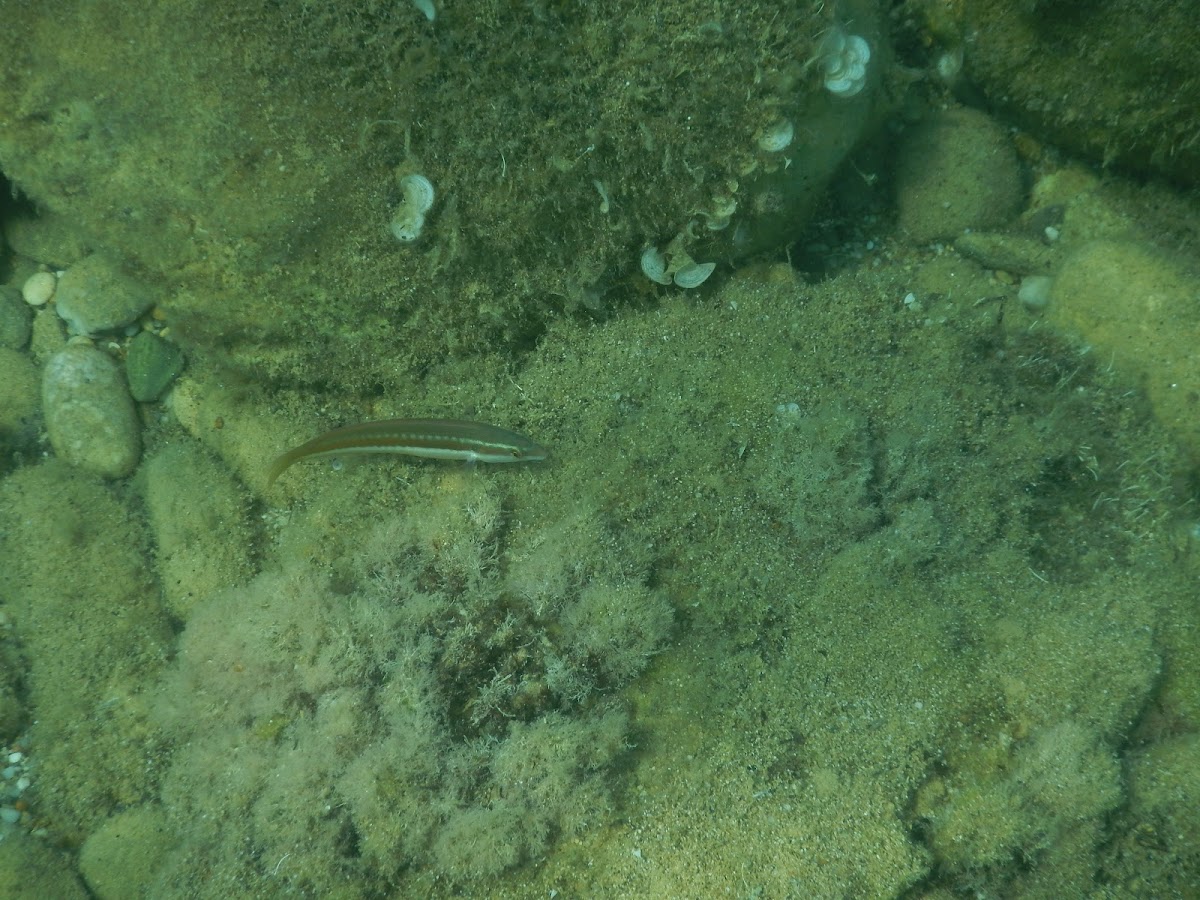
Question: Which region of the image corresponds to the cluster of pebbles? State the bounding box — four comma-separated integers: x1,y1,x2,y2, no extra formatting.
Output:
0,743,33,838
2,253,184,479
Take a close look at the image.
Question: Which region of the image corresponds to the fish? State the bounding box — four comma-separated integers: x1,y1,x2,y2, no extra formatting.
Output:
267,417,547,486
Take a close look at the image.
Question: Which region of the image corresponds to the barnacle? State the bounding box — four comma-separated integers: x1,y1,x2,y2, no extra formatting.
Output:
820,27,871,98
640,235,716,289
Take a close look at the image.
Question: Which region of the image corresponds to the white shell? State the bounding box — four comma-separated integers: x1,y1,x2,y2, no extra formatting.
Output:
673,261,716,289
640,246,672,285
399,173,435,213
757,120,794,153
410,0,435,22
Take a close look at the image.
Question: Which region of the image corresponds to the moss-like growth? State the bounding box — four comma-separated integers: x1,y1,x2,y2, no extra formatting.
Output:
139,440,253,620
151,471,670,890
750,401,882,556
0,463,173,844
914,722,1122,879
953,0,1200,187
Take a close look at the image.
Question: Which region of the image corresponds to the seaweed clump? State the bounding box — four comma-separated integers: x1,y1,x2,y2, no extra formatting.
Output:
151,472,671,891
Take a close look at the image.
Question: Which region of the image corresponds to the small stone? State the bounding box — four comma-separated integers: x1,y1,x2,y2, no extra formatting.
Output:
21,271,57,307
1018,275,1054,312
54,253,155,334
955,231,1056,276
125,331,184,402
42,343,141,478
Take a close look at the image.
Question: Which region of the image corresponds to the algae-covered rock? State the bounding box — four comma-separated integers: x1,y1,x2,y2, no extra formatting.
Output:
54,252,156,335
0,830,89,899
140,441,252,620
915,721,1122,873
0,0,885,394
79,806,175,900
0,463,172,844
895,106,1024,242
0,348,39,442
0,285,32,349
958,0,1200,187
1048,239,1200,457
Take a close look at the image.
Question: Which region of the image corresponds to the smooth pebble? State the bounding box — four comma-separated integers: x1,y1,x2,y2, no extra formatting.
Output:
22,271,57,307
42,343,142,478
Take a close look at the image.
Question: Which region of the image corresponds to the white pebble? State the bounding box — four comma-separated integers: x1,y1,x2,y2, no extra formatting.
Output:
0,807,19,825
1018,275,1054,312
21,272,56,307
15,776,30,793
6,752,22,765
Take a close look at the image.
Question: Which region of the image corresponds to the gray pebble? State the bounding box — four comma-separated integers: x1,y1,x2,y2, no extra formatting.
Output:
42,343,141,477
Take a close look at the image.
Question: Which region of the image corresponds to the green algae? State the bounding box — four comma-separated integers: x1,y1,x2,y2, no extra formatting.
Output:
0,0,1199,897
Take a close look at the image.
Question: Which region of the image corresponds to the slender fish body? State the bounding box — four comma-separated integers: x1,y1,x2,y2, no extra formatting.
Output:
267,418,547,486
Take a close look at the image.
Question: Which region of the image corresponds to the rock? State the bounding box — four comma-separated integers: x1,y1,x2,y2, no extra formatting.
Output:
42,342,141,477
1048,239,1200,457
0,285,33,349
955,231,1056,276
125,330,184,401
895,106,1024,243
0,348,40,441
54,253,155,334
0,830,90,899
141,442,252,620
79,806,174,900
0,210,92,270
29,307,67,363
